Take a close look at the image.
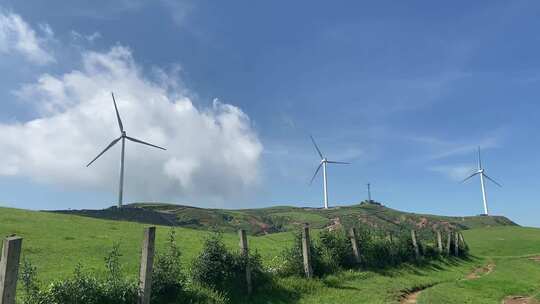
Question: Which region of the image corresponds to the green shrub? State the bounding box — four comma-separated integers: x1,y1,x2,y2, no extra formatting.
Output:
275,231,325,277
20,258,46,304
45,264,105,304
318,229,356,271
186,283,230,304
231,248,268,294
20,246,137,304
152,229,186,303
190,233,267,297
349,228,417,268
102,243,138,304
191,234,235,291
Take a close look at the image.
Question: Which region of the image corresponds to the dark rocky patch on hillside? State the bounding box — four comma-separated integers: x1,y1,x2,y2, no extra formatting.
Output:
51,206,178,226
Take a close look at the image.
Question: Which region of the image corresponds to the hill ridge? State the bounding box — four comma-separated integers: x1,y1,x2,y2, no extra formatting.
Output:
50,201,518,236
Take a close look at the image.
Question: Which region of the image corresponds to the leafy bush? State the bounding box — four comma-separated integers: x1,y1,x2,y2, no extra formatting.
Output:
102,243,138,304
152,229,186,303
359,229,417,268
231,248,268,292
274,231,325,277
20,246,137,304
275,227,426,276
191,234,235,291
318,229,356,272
190,233,267,296
20,258,46,304
187,283,230,304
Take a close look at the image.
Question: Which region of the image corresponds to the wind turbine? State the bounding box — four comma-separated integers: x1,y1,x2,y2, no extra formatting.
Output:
367,183,372,202
461,147,501,216
309,135,350,209
86,92,166,208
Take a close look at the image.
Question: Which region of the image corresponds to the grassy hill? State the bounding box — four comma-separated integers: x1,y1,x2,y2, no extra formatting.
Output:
0,206,539,303
52,201,517,236
0,207,293,283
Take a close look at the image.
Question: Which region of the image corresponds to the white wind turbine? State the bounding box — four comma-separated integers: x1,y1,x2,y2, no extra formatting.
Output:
86,92,166,208
309,135,350,209
461,147,501,216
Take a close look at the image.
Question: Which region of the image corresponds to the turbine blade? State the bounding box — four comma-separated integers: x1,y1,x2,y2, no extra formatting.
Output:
126,136,166,150
327,160,351,165
483,173,502,187
86,137,121,167
309,163,323,185
111,92,124,132
461,172,479,183
477,146,482,169
310,135,323,159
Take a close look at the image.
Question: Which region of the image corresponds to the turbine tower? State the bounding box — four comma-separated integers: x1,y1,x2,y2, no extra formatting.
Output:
309,135,350,209
461,147,501,216
367,183,372,202
86,92,166,208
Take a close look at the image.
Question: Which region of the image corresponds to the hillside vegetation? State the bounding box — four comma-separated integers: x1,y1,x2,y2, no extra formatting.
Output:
1,206,538,303
52,201,517,236
0,208,540,304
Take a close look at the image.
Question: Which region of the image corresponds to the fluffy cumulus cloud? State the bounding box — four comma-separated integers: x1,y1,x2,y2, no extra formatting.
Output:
0,9,55,64
0,46,263,203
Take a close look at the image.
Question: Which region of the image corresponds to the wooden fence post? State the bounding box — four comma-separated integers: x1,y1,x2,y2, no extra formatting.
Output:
0,236,23,304
454,231,459,256
411,230,420,260
349,228,361,264
436,230,443,254
302,224,313,278
238,229,253,295
459,233,465,247
446,231,452,255
138,227,156,304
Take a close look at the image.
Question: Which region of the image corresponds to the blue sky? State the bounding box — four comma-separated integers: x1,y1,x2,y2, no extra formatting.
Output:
0,1,539,227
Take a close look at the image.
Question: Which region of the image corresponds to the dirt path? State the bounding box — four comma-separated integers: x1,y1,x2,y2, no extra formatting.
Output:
400,262,496,304
466,263,495,280
400,289,424,304
502,296,540,304
528,256,540,263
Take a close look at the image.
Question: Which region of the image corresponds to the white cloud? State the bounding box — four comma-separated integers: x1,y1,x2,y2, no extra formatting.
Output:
429,164,477,181
1,46,262,204
409,132,503,160
160,0,194,27
0,9,55,64
70,30,101,43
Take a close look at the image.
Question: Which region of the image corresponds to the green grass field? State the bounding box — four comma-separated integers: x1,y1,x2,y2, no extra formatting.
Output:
1,206,539,303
